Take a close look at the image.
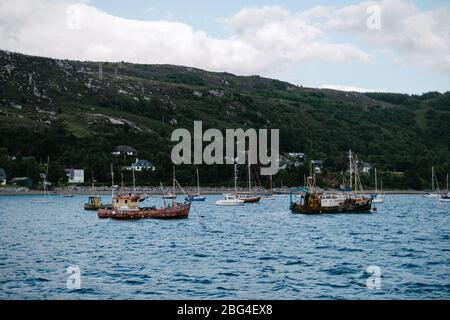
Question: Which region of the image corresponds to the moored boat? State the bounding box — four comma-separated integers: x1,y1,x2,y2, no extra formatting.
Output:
422,166,440,197
84,196,106,210
372,168,384,203
185,168,207,202
237,194,261,203
215,193,244,206
98,195,190,219
290,150,372,214
236,163,260,203
439,174,449,203
84,174,106,210
185,194,206,202
215,164,245,206
98,166,190,220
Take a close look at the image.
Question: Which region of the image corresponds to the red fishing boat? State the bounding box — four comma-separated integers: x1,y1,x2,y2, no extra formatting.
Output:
98,166,190,220
97,195,190,220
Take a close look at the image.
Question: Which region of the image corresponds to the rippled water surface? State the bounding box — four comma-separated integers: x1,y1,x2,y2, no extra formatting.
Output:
0,194,449,299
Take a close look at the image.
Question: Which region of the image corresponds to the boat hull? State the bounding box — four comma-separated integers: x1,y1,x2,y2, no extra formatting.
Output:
215,200,244,206
185,196,206,202
238,196,261,203
290,200,372,214
98,203,191,220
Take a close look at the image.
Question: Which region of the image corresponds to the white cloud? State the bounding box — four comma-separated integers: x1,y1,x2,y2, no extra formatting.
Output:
0,0,370,76
319,84,386,92
302,0,450,73
0,0,447,81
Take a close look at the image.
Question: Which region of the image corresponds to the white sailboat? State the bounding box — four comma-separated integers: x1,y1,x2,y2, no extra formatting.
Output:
185,168,206,202
33,157,53,203
439,174,450,203
372,168,384,203
215,164,244,206
423,166,440,197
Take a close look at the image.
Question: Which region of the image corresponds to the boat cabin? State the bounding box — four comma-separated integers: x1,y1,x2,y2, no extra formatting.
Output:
87,196,102,207
113,195,140,209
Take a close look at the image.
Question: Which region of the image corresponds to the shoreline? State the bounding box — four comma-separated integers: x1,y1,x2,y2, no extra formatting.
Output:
0,187,431,196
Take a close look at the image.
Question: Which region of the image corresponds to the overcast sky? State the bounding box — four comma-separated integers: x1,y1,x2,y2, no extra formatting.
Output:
0,0,449,94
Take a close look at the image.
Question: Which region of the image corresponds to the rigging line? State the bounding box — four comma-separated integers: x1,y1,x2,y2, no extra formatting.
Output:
175,179,204,219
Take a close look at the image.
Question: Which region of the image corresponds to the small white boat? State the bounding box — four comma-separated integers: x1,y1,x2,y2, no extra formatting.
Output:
33,156,53,203
372,196,384,203
372,169,384,203
215,164,245,206
215,194,244,206
422,193,440,198
439,174,449,203
423,166,440,198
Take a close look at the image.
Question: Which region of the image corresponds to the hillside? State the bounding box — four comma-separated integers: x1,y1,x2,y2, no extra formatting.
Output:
0,50,449,189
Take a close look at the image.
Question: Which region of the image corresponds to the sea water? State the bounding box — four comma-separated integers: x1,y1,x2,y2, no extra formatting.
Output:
0,195,449,299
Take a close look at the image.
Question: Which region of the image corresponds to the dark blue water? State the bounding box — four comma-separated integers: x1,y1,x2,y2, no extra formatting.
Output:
0,194,449,299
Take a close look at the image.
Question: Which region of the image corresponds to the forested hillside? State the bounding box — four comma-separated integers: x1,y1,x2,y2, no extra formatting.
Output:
1,50,449,189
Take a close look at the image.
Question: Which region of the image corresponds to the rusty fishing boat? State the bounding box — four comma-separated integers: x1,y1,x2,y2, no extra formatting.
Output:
98,167,190,220
290,150,372,214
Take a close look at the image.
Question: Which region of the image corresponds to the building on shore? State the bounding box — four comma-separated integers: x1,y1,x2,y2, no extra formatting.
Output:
126,159,155,172
0,168,6,186
65,169,85,184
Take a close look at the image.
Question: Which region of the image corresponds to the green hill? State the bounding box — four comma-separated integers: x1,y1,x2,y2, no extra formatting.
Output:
0,50,449,189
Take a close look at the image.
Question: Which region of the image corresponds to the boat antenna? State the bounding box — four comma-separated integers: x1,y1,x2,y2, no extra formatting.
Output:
111,164,114,201
132,164,136,193
349,150,353,191
196,167,200,196
375,167,378,194
248,162,252,196
160,182,167,207
234,163,238,196
172,166,176,206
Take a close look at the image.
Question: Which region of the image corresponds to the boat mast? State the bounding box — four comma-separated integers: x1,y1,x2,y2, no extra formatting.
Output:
270,174,273,196
196,167,200,195
44,156,50,196
432,166,435,192
160,182,166,207
172,166,176,206
354,155,358,193
375,167,378,194
349,150,353,191
447,173,448,194
234,163,238,196
248,163,252,196
132,165,136,193
111,164,114,200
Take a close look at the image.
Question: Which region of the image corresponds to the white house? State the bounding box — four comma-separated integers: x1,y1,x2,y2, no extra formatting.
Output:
66,169,85,183
360,162,373,174
127,159,155,172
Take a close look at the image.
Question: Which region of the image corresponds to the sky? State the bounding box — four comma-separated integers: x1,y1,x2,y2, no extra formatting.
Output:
0,0,449,94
